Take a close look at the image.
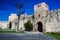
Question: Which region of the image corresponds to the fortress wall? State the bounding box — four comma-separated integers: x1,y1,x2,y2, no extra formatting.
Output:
11,22,16,29
46,11,60,33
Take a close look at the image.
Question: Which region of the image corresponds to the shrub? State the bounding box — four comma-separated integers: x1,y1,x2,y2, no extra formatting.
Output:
24,20,33,31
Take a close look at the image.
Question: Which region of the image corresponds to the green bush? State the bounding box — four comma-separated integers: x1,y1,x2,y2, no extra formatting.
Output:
46,33,60,40
24,20,33,31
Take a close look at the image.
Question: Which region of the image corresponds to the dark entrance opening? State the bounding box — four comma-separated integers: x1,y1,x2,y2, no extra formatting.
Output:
37,22,43,32
9,22,12,29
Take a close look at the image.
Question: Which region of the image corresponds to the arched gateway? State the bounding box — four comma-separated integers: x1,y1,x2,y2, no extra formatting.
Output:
37,22,43,32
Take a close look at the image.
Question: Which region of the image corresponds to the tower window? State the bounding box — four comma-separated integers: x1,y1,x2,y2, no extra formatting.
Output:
38,14,40,17
37,5,41,7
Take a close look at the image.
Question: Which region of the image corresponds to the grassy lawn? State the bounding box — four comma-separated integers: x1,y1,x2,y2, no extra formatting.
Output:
46,33,60,40
0,29,25,34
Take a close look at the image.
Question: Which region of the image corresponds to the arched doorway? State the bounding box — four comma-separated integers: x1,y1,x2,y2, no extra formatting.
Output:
37,22,43,32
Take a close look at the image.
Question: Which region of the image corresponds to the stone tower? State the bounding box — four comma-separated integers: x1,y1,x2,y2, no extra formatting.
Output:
33,2,49,32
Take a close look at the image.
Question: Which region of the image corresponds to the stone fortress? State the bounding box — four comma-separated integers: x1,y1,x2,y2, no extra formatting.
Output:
0,2,60,33
33,2,60,33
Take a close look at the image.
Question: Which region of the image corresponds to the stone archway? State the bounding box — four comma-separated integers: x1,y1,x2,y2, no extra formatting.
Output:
37,22,43,32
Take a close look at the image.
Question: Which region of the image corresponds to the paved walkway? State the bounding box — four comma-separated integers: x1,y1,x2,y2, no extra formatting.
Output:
0,33,57,40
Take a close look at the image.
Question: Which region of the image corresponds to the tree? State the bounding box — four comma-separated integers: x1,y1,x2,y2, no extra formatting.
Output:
9,2,25,32
9,22,12,29
24,20,33,31
15,2,23,32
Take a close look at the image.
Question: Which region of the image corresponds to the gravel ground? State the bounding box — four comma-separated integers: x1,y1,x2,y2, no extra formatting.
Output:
0,33,57,40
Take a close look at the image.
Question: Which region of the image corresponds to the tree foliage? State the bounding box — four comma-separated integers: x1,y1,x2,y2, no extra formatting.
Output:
24,20,33,31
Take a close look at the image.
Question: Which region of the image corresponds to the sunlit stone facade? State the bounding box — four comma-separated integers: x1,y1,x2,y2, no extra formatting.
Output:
34,2,60,33
0,21,8,29
8,13,32,30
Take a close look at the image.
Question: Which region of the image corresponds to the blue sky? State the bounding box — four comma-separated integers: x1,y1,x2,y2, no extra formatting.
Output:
0,0,60,21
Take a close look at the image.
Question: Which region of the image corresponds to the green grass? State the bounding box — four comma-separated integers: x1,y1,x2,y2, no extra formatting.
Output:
46,33,60,40
0,29,25,34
